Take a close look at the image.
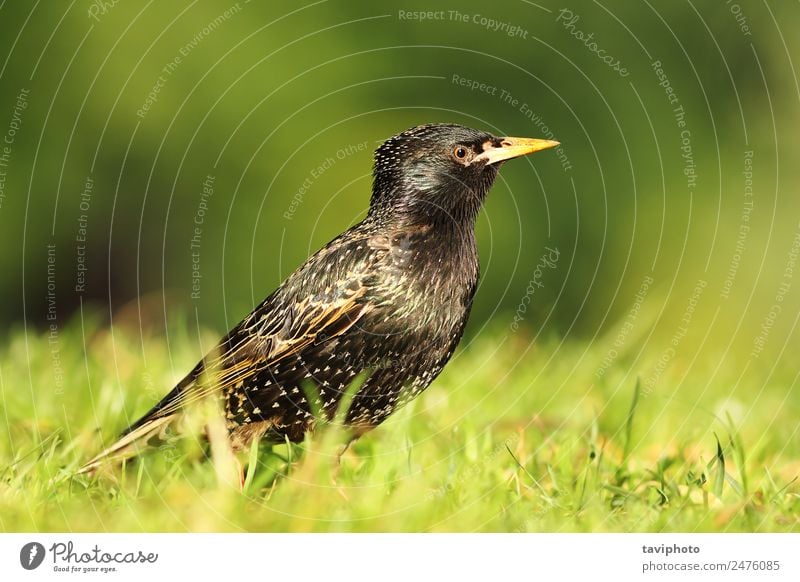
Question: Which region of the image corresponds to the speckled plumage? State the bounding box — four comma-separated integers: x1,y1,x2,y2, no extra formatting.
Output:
80,124,558,471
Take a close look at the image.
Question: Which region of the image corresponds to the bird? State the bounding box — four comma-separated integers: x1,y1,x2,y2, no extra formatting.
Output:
79,123,558,474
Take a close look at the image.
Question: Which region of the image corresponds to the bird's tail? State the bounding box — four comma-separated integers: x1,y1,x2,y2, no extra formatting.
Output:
76,413,176,475
75,367,201,475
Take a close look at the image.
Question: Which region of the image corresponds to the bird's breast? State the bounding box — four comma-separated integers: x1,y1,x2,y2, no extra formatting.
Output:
365,229,478,342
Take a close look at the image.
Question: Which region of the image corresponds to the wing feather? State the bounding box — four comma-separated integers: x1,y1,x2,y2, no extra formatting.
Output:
154,285,369,417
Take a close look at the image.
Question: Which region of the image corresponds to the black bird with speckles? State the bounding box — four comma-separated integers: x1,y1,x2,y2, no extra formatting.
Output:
80,123,559,473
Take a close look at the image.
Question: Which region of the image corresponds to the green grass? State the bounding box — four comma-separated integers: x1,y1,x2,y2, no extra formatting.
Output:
1,313,798,532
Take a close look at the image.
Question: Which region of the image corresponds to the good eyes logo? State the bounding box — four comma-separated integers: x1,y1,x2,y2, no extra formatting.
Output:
19,542,46,570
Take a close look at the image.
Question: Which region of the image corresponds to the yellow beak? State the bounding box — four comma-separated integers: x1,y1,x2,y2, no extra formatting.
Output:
476,137,560,165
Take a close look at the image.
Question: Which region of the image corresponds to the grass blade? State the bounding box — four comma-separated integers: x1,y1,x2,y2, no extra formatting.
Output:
711,434,725,498
622,379,641,464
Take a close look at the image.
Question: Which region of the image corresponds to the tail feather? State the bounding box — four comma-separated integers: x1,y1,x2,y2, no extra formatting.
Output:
77,414,175,475
77,366,202,475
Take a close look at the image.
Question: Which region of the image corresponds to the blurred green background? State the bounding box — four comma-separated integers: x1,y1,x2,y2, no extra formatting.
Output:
0,0,798,358
1,1,799,535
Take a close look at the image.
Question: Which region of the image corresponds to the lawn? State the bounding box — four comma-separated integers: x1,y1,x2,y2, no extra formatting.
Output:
1,312,798,532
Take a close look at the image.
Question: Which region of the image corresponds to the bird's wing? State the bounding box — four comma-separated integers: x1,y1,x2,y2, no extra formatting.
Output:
153,276,372,419
78,262,376,474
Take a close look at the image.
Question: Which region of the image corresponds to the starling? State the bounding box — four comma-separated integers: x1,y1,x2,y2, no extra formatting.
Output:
80,123,558,473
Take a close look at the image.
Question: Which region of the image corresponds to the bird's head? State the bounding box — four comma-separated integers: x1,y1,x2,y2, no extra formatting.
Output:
369,123,559,228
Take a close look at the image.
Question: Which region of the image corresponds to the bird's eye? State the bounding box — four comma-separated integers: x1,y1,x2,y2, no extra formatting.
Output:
453,146,469,160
